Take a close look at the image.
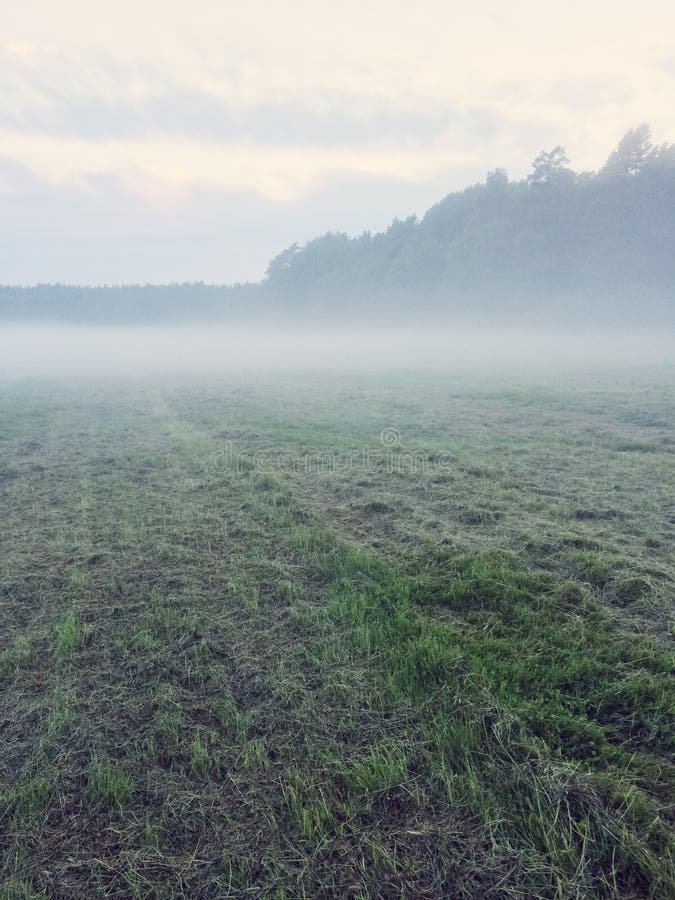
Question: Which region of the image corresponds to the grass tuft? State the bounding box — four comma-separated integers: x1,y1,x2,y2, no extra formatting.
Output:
88,757,134,809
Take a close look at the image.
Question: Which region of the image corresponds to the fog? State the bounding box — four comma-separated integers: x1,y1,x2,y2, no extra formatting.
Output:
0,323,673,380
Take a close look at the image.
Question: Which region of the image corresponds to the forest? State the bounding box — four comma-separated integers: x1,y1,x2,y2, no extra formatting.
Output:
2,126,673,326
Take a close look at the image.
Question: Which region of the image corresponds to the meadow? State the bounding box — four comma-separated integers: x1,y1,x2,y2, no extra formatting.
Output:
0,367,673,898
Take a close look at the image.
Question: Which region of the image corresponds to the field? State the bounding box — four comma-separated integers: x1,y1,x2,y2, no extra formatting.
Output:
0,367,673,898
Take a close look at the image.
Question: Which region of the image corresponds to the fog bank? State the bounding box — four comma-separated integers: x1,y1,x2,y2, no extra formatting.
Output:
0,324,673,379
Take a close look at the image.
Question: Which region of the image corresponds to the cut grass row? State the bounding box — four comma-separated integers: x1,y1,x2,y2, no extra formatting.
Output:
0,377,673,898
280,510,674,896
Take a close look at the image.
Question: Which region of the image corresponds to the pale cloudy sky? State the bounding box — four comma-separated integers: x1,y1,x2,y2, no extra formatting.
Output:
2,0,674,284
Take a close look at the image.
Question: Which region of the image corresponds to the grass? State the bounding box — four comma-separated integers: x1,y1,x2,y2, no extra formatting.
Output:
0,367,673,897
88,757,134,809
55,612,86,658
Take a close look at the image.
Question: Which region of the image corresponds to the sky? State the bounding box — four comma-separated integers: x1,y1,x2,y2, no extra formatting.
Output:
2,0,675,285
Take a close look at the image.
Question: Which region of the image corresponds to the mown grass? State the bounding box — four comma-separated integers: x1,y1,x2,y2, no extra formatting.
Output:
317,536,674,894
0,368,673,897
88,757,134,809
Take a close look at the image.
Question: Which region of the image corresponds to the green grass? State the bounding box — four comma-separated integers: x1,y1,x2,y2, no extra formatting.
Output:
87,758,134,809
0,368,673,897
55,612,86,658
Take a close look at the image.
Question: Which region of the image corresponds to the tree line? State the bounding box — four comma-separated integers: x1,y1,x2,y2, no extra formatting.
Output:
263,125,675,325
2,126,673,326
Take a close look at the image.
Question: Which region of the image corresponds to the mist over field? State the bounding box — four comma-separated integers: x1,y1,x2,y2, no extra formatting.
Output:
4,4,675,897
1,322,673,379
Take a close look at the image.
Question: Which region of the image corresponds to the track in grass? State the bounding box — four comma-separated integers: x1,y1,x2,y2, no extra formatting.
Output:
1,370,673,898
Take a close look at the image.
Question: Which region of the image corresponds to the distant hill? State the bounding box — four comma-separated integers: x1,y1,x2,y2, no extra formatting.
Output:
2,126,674,327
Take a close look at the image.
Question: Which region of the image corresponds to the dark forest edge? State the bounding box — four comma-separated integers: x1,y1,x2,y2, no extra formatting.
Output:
2,125,674,327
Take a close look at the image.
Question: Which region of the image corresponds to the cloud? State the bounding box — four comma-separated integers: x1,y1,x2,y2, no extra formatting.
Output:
0,81,505,150
3,1,675,283
0,41,506,151
0,156,483,284
6,41,42,64
0,40,517,200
